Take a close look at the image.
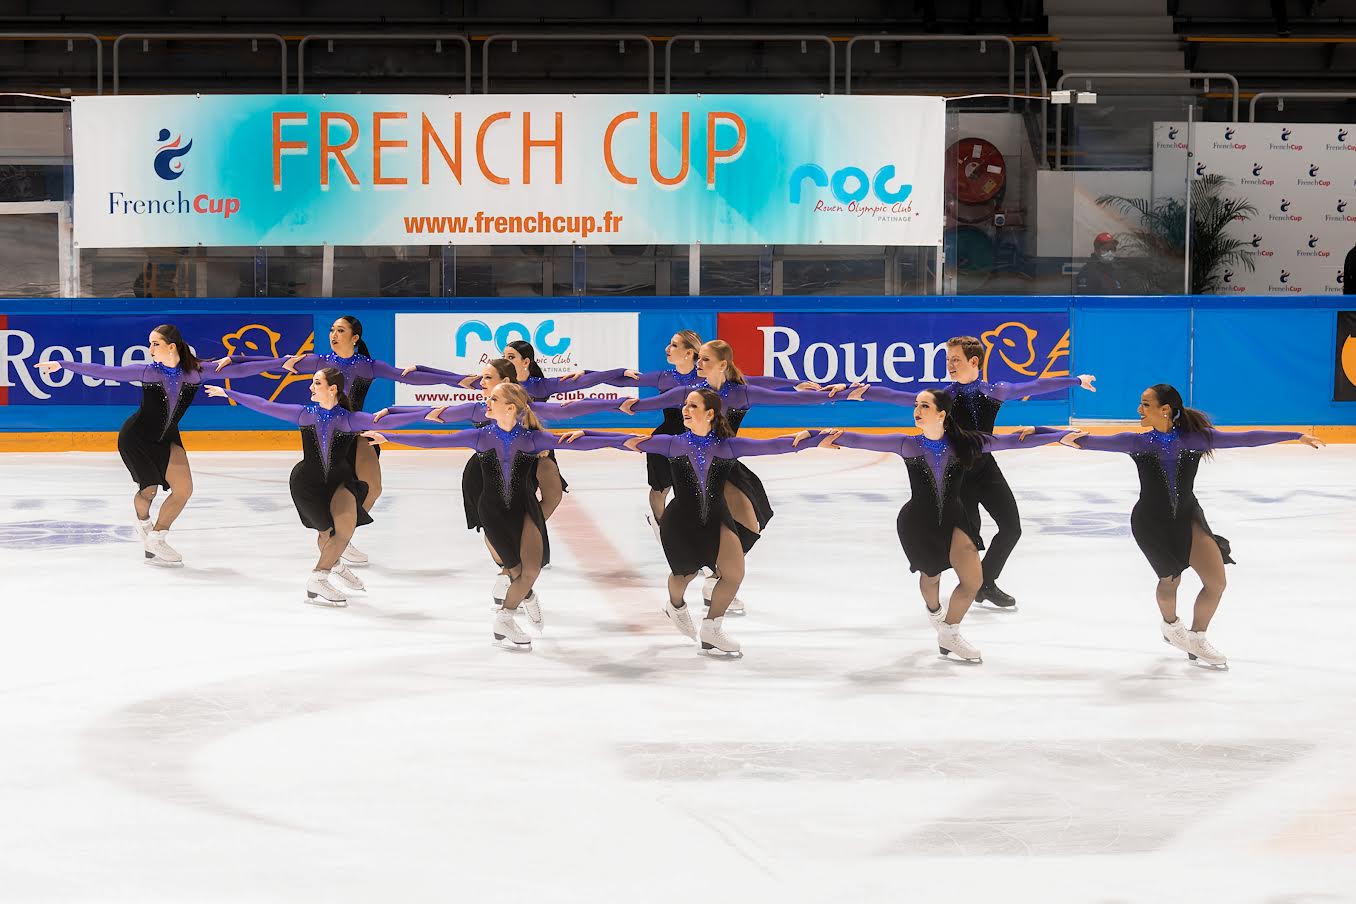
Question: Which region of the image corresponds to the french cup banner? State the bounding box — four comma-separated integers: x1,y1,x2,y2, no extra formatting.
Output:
1152,122,1356,295
72,94,945,249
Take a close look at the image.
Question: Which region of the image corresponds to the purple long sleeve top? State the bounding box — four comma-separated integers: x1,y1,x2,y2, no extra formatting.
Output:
632,431,812,498
831,429,1072,489
374,396,627,427
223,389,381,474
863,376,1082,433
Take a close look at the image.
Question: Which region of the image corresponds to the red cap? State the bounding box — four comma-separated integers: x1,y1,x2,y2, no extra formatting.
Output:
1094,232,1117,245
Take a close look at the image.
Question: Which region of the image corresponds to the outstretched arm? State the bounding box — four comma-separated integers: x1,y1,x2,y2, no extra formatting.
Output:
820,430,912,455
740,385,852,407
365,429,483,450
858,385,921,406
1060,431,1145,453
989,375,1088,401
370,360,475,386
534,397,630,422
724,432,814,457
1200,429,1317,450
555,368,634,392
211,358,293,380
982,429,1073,453
536,430,640,452
372,404,477,428
214,387,307,424
629,385,689,412
44,360,154,383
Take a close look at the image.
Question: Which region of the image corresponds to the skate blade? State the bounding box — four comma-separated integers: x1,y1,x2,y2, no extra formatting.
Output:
304,593,347,608
1187,653,1229,670
699,644,743,658
143,553,184,568
938,647,983,664
492,633,532,651
977,600,1017,612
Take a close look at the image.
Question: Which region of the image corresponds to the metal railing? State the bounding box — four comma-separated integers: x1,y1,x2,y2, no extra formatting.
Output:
1053,71,1239,170
0,33,103,95
845,35,1015,110
299,34,472,94
483,34,655,94
1248,90,1356,121
113,33,287,94
665,34,834,94
1023,45,1049,164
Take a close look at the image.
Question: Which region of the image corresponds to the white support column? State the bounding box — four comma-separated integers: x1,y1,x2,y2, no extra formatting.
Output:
688,242,700,296
321,243,335,297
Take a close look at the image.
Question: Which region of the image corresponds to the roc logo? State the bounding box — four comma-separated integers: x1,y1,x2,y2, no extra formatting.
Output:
454,319,570,357
153,128,193,181
789,164,913,205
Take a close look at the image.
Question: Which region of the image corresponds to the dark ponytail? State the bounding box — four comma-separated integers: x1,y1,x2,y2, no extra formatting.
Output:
694,388,735,439
1150,383,1214,454
931,389,987,469
152,323,200,372
340,315,372,358
318,366,354,411
507,340,546,380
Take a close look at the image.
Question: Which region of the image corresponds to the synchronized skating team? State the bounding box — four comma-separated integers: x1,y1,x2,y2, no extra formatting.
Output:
35,317,1324,669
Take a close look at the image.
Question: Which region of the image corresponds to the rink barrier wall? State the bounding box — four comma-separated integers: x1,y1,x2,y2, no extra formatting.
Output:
1,295,1353,449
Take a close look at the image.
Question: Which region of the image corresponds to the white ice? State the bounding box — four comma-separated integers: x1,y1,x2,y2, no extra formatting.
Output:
1,443,1354,903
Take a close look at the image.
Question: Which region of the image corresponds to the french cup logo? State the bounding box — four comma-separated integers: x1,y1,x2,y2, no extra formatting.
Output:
1309,235,1320,248
1243,162,1274,186
1333,199,1356,224
1281,270,1291,282
1223,269,1233,282
1252,163,1264,176
1299,234,1331,258
1270,127,1303,151
1195,162,1207,176
1224,128,1235,140
1168,127,1179,140
153,128,193,181
1270,199,1302,222
1249,234,1263,247
1268,268,1301,293
1299,163,1332,187
1341,200,1348,213
1326,128,1355,152
1282,128,1292,141
1341,129,1349,142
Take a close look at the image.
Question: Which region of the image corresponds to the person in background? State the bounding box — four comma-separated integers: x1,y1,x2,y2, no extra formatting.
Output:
1077,233,1124,295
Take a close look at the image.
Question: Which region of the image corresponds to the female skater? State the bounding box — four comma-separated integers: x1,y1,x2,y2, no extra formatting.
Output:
204,371,432,606
850,335,1097,609
419,341,638,524
1059,384,1323,669
616,331,835,539
631,339,863,613
817,389,1069,663
621,388,815,657
220,315,467,567
364,382,638,651
374,362,638,606
36,324,282,566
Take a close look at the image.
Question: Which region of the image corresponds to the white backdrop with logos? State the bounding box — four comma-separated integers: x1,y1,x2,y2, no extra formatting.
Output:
1153,122,1356,295
393,312,639,407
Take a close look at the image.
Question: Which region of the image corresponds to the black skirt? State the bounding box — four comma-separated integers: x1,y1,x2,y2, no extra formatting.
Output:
472,449,551,570
658,457,769,576
1131,497,1234,580
289,429,373,533
893,457,982,576
118,416,180,491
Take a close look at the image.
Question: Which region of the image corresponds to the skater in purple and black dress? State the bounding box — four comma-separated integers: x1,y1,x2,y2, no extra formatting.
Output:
218,314,466,567
204,370,432,607
852,334,1097,610
629,339,861,613
618,388,816,656
36,323,280,567
364,382,640,651
373,358,636,606
1060,383,1323,669
818,388,1070,664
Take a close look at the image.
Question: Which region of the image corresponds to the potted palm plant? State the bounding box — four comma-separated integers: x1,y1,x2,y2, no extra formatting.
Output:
1096,174,1258,294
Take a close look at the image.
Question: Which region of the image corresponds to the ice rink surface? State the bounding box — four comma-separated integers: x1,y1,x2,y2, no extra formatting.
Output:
1,443,1354,903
